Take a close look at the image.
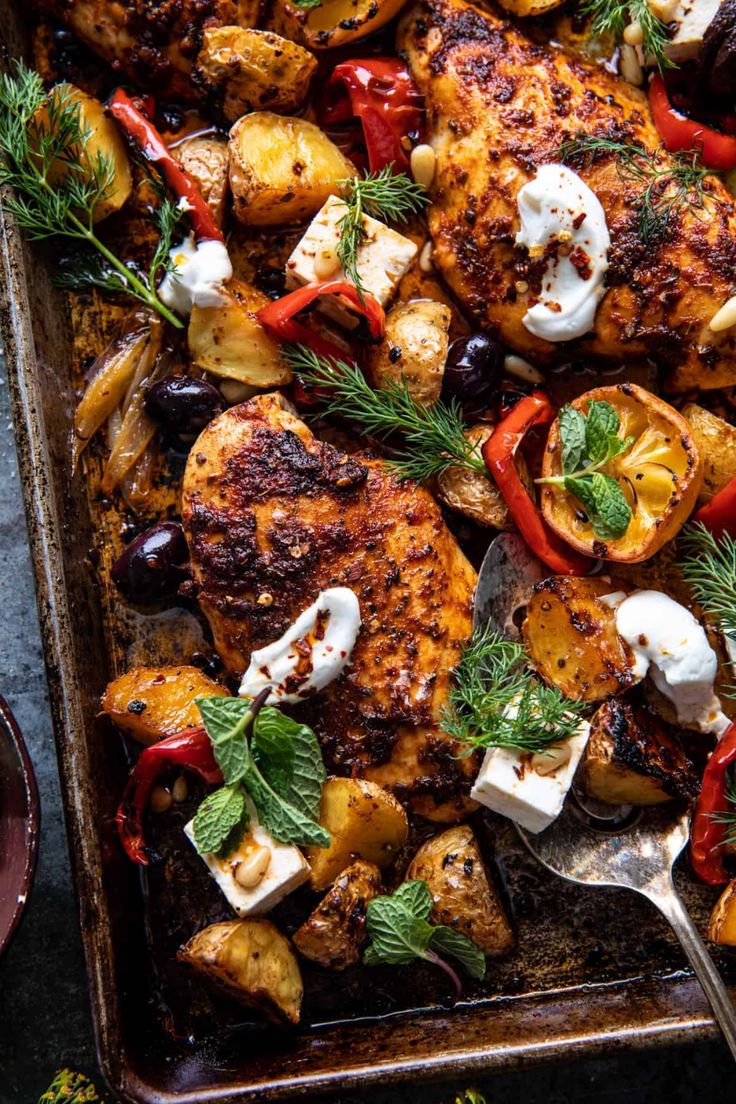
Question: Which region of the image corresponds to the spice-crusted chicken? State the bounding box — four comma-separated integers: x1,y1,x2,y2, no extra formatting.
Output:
399,0,736,391
182,392,478,821
39,0,257,98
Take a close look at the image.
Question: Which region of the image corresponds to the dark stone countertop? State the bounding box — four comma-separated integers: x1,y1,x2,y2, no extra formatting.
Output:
0,359,735,1103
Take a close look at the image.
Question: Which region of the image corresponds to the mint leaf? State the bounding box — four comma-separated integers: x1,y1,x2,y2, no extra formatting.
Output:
590,472,631,539
430,926,486,980
558,405,587,475
192,784,246,855
244,761,330,848
252,708,326,821
584,400,620,464
196,697,253,784
392,878,434,920
564,473,596,515
364,894,435,964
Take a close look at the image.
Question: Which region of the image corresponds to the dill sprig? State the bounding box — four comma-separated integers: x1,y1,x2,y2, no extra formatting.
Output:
281,343,487,482
580,0,672,71
557,134,713,243
708,764,736,847
0,61,182,327
38,1069,104,1104
680,523,736,643
337,167,428,298
441,626,588,755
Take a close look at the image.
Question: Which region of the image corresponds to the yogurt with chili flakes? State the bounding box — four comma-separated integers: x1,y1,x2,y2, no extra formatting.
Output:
238,587,362,703
515,164,610,342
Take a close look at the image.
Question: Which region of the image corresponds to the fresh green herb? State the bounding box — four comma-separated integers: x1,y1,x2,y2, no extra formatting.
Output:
536,399,634,540
193,696,330,855
558,134,714,244
708,764,736,846
363,879,486,996
0,61,183,326
455,1092,487,1104
292,0,322,8
580,0,672,71
38,1070,105,1104
281,343,486,482
337,167,428,298
441,626,587,755
680,523,736,645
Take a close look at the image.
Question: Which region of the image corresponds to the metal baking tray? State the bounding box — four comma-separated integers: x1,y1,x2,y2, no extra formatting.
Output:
1,5,734,1100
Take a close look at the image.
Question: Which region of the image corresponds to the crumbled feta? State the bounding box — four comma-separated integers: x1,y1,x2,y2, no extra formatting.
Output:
661,0,720,61
285,195,418,328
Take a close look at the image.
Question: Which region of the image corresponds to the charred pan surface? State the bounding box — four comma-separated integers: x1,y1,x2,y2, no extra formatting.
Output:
398,0,736,390
182,392,479,821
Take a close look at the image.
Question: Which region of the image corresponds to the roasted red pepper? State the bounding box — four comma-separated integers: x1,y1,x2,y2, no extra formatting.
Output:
649,74,736,171
321,59,424,174
108,88,224,242
482,393,591,576
693,476,736,541
257,281,385,359
691,720,736,885
116,727,222,865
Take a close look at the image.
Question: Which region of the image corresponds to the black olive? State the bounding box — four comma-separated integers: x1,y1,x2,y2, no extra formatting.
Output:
144,375,224,439
441,333,504,402
255,266,287,300
701,0,736,98
111,522,188,603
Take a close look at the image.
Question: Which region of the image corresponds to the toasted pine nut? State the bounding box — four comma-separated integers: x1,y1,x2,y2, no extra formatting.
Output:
257,592,274,606
504,354,544,385
419,240,434,272
710,294,736,333
313,246,340,279
619,44,644,87
410,143,436,189
515,280,529,294
151,786,173,813
623,20,643,45
531,742,571,776
234,845,271,888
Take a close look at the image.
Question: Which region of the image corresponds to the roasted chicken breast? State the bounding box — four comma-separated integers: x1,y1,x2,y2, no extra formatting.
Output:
182,392,478,821
399,0,736,391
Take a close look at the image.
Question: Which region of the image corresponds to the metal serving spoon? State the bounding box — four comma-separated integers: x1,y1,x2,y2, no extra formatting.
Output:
474,534,736,1059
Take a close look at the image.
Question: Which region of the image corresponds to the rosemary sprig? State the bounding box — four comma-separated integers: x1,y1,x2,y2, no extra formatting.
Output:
557,134,713,244
441,626,588,755
708,764,736,846
580,0,672,71
0,61,182,327
680,523,736,643
281,343,487,482
337,167,428,298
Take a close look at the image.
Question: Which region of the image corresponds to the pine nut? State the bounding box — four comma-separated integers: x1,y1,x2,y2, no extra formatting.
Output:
257,592,273,606
504,354,544,385
619,44,644,87
623,20,643,46
531,742,571,776
172,775,188,802
410,143,436,189
220,379,256,404
151,786,173,813
710,294,736,333
419,240,434,272
515,280,529,294
234,845,271,888
313,246,340,279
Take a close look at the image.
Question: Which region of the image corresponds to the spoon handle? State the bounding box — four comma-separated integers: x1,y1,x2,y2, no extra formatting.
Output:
649,879,736,1061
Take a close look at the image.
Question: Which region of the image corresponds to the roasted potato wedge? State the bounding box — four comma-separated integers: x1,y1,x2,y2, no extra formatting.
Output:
179,919,302,1024
405,825,514,956
293,859,382,969
101,665,228,745
523,576,637,701
540,385,703,563
437,424,532,529
271,0,408,50
368,300,452,408
708,881,736,945
583,699,699,806
682,403,736,504
188,278,291,387
306,777,409,891
195,27,317,122
173,135,229,228
229,113,356,226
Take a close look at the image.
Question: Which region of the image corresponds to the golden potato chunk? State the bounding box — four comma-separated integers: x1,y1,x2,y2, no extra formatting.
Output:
101,665,228,745
293,859,382,969
437,424,533,529
173,135,229,228
188,278,291,387
682,403,736,504
368,300,452,408
522,575,637,702
195,26,317,122
405,825,514,957
306,778,409,891
179,919,303,1023
271,0,409,50
228,113,356,226
708,881,736,946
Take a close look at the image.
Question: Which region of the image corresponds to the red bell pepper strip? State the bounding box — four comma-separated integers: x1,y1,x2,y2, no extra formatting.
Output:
321,59,424,174
648,74,736,171
691,720,736,885
693,476,736,541
482,393,591,576
116,727,222,865
257,281,385,359
108,88,224,243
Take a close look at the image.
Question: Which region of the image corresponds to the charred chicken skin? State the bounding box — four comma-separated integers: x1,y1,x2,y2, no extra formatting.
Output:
182,392,479,821
399,0,736,391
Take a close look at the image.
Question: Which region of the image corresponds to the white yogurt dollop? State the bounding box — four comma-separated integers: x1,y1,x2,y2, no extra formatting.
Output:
515,164,610,342
614,590,730,736
239,587,361,704
158,234,232,316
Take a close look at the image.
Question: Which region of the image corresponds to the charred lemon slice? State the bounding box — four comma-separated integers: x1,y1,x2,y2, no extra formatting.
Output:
540,384,702,563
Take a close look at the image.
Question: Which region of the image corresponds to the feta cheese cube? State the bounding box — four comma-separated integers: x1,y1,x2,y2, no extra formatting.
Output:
184,804,310,916
662,0,719,61
285,195,418,328
470,719,591,834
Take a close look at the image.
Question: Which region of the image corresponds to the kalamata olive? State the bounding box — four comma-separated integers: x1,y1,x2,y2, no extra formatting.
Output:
701,0,736,98
441,334,504,402
144,375,224,438
111,521,188,603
